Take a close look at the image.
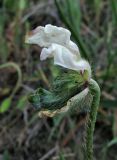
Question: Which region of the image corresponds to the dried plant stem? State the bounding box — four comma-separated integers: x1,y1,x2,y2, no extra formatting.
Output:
85,79,100,160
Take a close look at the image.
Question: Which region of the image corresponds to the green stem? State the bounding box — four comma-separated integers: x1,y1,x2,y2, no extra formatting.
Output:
85,79,100,160
0,62,22,97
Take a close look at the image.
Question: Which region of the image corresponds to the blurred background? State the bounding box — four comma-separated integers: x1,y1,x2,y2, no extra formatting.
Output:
0,0,117,159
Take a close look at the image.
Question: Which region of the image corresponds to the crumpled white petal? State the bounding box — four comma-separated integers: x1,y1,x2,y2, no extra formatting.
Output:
25,24,70,46
40,44,91,77
25,24,80,56
25,24,91,78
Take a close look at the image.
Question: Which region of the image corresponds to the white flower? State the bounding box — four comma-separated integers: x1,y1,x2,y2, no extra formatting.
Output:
25,24,91,78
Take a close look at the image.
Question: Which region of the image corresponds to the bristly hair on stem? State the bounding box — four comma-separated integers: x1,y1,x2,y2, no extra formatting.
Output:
85,79,100,160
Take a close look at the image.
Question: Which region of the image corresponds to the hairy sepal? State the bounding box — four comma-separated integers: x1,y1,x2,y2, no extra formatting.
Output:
28,70,90,115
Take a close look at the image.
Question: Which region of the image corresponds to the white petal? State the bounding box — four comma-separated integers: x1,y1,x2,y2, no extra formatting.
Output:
25,24,91,78
25,24,80,57
40,44,78,66
53,44,79,69
40,44,91,78
67,40,80,56
25,26,45,46
44,24,71,45
25,24,71,47
40,48,53,60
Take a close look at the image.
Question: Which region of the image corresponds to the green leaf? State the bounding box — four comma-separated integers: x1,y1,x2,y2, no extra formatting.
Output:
3,150,10,160
3,0,17,11
101,99,117,109
0,98,12,113
102,137,117,160
106,137,117,147
19,0,26,10
49,114,64,140
55,0,90,60
16,96,27,110
110,0,117,25
59,152,65,160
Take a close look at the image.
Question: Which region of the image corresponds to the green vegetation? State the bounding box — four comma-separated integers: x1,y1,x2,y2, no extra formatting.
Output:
0,0,117,159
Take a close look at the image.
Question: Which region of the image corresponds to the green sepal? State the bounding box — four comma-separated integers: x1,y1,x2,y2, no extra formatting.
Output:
28,70,89,111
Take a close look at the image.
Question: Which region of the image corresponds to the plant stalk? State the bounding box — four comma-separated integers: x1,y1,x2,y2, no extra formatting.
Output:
0,62,22,97
85,79,100,160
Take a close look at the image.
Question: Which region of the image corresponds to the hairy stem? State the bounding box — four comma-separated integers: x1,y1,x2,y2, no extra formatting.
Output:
85,79,100,160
